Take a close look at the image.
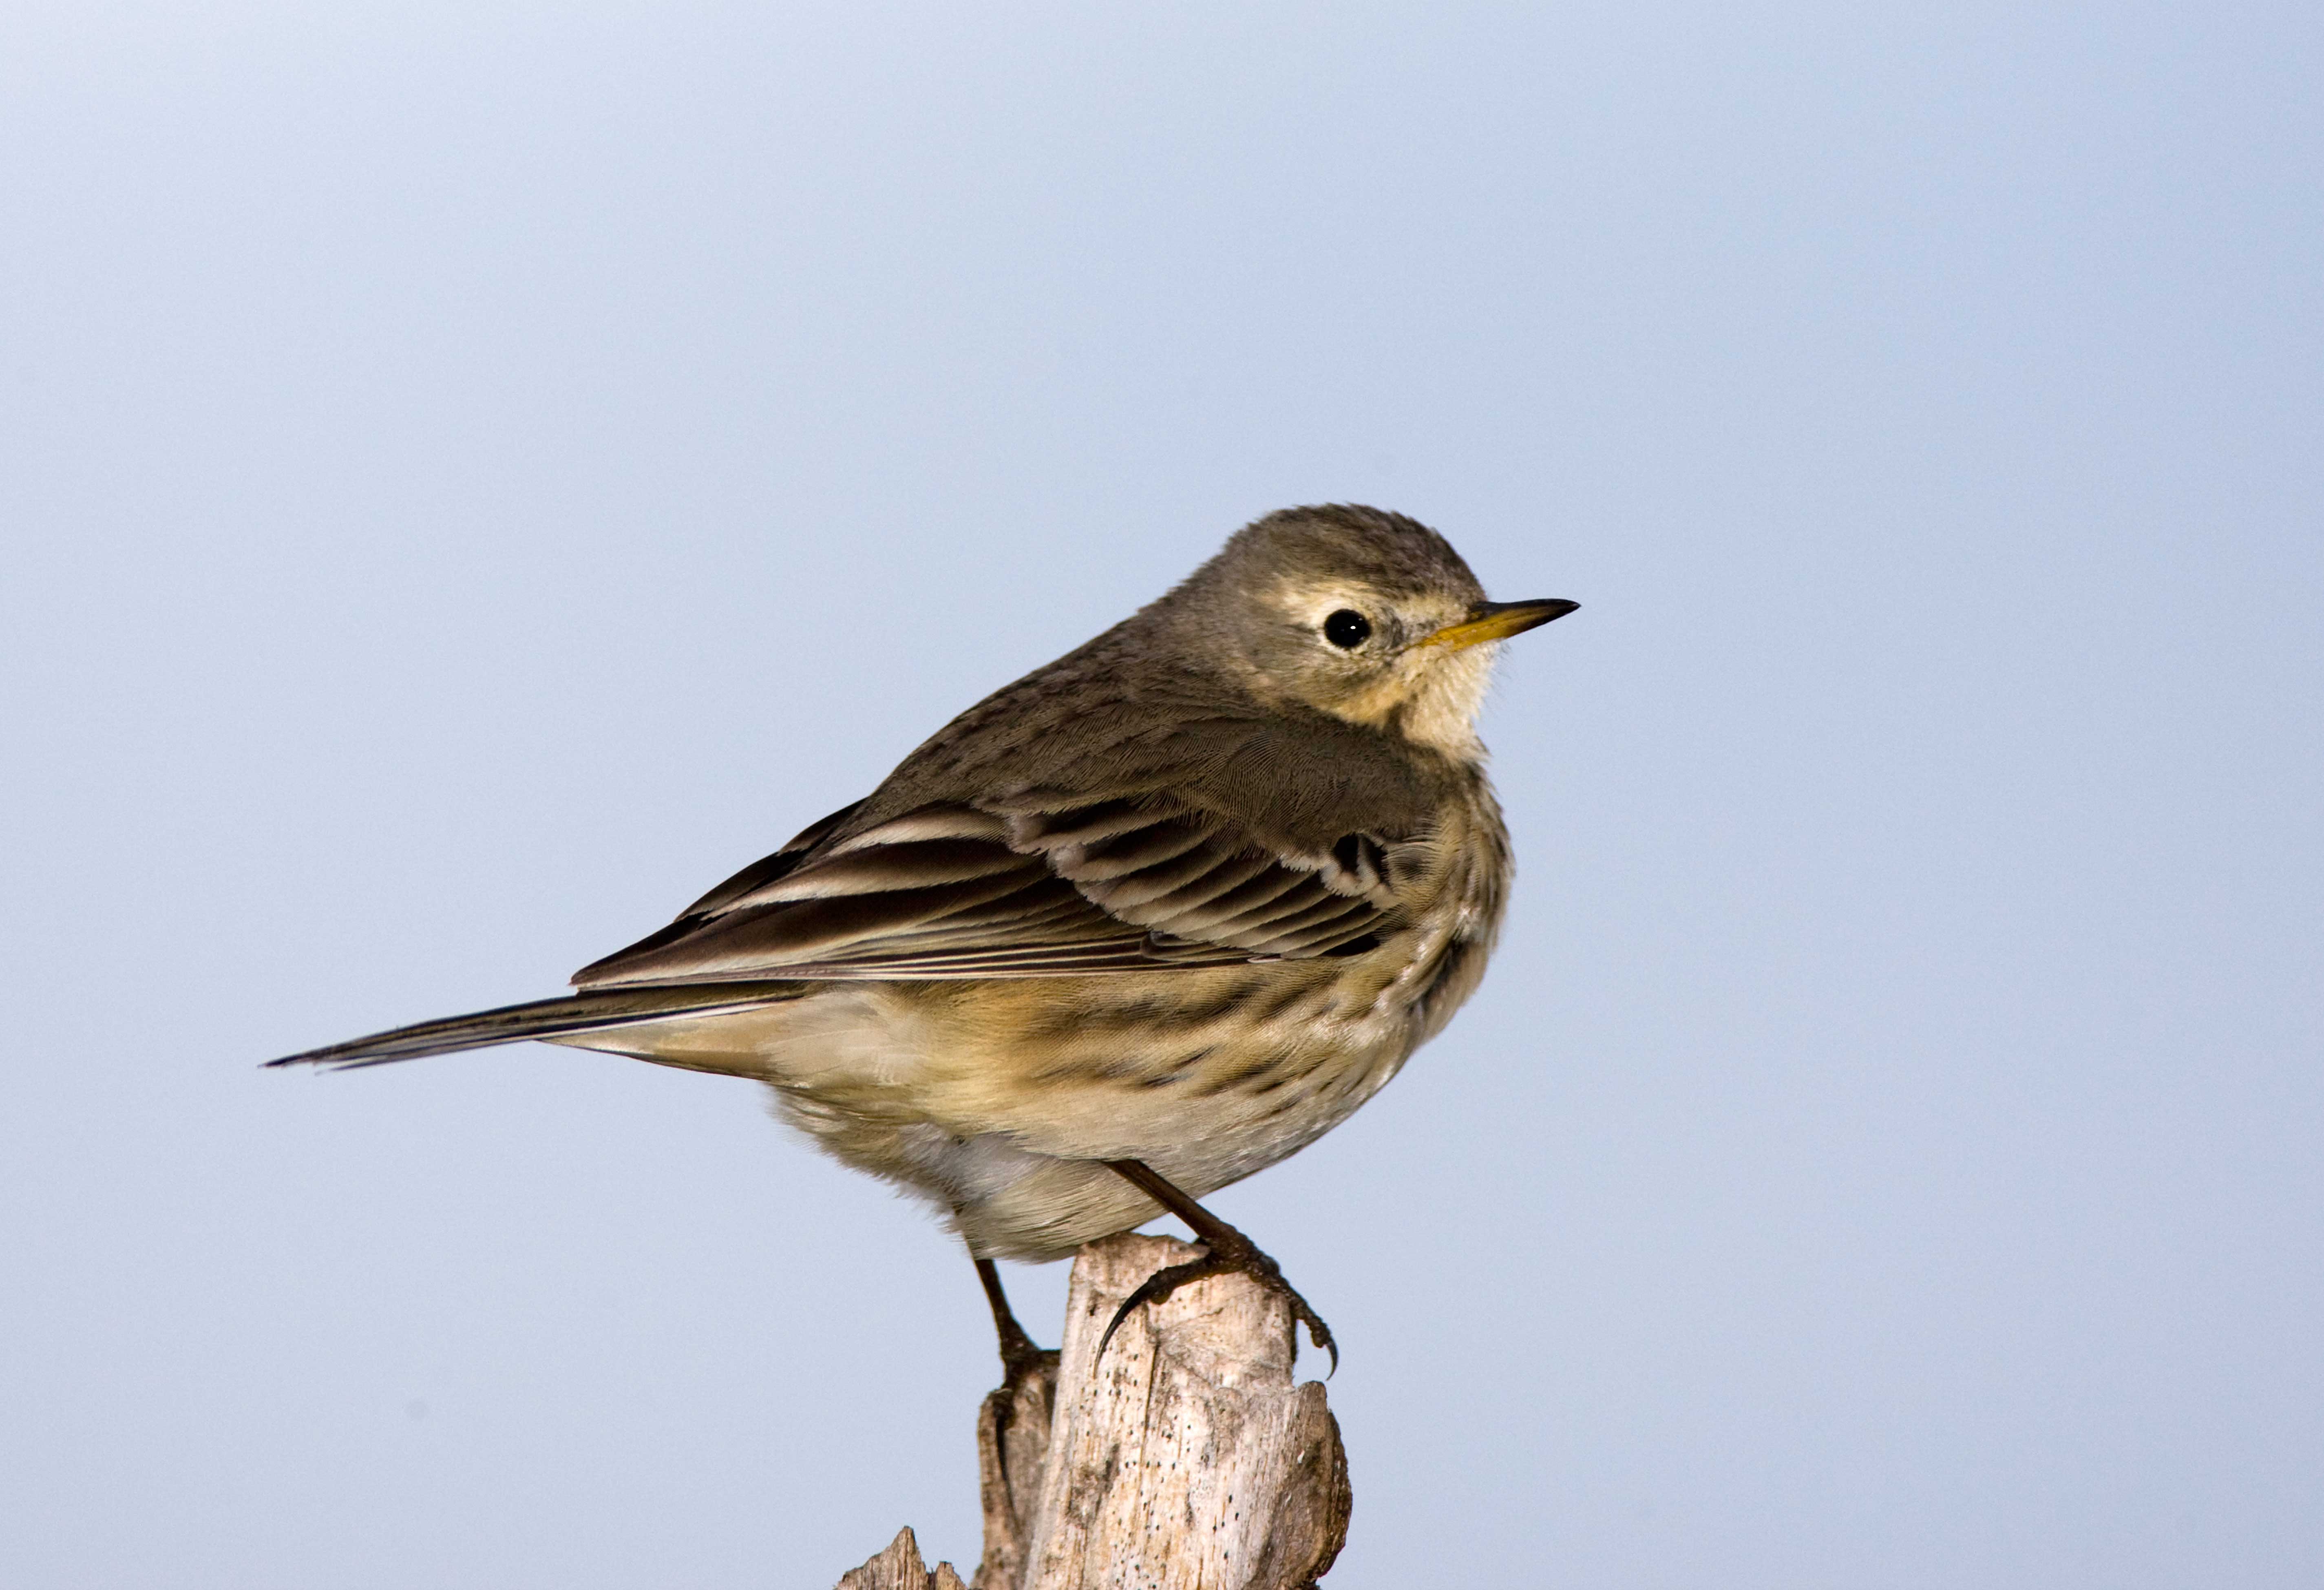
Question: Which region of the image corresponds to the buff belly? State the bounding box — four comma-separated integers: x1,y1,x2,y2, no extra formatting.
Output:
551,954,1439,1261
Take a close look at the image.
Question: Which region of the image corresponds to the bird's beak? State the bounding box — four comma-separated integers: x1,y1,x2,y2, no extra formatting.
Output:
1418,598,1580,651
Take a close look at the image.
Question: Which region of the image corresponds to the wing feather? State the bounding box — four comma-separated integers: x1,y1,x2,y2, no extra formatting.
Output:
574,793,1410,989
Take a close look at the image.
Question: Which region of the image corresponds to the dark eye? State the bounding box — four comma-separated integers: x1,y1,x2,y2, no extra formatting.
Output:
1323,609,1372,649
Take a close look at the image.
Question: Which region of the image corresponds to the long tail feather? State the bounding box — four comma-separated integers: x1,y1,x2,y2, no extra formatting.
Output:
266,981,807,1071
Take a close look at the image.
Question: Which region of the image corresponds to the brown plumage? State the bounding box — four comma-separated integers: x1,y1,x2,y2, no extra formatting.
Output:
271,504,1576,1363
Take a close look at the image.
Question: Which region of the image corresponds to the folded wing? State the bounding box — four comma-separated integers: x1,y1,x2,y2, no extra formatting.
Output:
572,797,1403,989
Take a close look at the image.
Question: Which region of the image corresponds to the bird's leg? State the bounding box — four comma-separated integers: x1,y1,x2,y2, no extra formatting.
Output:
1098,1158,1337,1375
975,1256,1059,1388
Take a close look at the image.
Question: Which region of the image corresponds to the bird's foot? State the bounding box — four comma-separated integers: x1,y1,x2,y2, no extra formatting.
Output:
1098,1227,1337,1376
975,1254,1060,1393
996,1320,1062,1395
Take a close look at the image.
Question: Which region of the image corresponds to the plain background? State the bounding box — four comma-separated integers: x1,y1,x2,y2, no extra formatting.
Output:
4,4,2319,1586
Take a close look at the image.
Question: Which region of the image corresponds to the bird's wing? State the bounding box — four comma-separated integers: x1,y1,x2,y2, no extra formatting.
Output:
571,796,1406,989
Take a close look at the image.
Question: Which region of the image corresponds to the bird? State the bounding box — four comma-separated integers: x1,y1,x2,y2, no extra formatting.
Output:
271,504,1576,1377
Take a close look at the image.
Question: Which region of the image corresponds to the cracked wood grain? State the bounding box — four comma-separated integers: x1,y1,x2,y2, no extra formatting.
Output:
839,1232,1350,1590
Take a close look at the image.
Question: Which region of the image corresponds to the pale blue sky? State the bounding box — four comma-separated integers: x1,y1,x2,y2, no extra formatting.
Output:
4,4,2319,1586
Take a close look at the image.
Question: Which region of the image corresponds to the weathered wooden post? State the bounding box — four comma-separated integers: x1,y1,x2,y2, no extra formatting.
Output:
833,1232,1350,1590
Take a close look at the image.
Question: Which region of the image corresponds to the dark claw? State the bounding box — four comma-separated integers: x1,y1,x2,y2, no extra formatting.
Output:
1001,1336,1062,1392
994,1310,1057,1388
1096,1238,1339,1376
1098,1257,1212,1362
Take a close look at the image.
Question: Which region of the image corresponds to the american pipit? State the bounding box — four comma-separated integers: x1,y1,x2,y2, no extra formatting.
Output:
273,504,1575,1371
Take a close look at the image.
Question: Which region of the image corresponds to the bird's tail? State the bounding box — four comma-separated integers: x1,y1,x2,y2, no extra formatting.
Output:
265,982,808,1071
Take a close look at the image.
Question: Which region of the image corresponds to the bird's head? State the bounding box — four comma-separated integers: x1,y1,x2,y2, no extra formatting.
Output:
1161,504,1576,760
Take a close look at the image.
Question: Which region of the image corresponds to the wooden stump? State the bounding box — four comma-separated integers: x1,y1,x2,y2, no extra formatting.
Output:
834,1232,1350,1590
836,1526,970,1590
